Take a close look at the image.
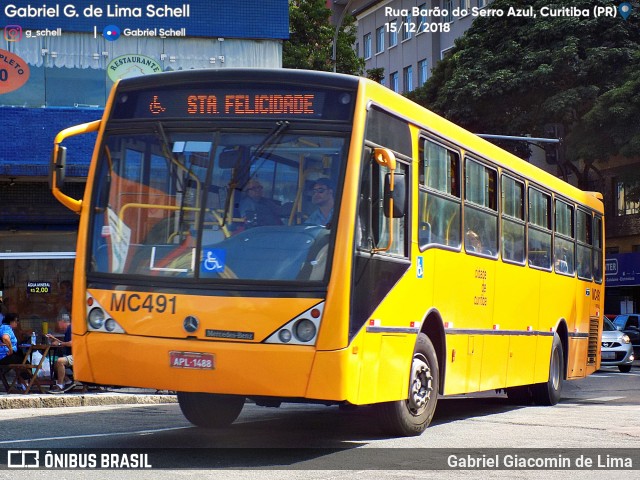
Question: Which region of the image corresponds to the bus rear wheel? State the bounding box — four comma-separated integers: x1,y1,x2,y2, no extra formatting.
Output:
376,333,439,437
177,392,245,428
532,334,564,406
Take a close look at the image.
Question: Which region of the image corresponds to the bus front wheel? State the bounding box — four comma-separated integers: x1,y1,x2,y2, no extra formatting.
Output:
177,392,245,428
376,333,439,437
532,334,564,406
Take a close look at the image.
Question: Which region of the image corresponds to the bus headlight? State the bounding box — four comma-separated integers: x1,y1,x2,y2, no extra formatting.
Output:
86,294,126,333
88,308,106,329
294,319,316,343
264,302,323,345
278,329,292,343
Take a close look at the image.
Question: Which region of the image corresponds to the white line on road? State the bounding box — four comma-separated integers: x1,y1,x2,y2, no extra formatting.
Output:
585,396,625,402
0,426,193,445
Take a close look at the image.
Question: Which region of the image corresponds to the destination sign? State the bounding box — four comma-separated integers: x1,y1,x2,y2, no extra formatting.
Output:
110,85,354,121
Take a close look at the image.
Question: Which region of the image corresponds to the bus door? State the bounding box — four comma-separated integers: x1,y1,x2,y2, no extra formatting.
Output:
351,107,414,404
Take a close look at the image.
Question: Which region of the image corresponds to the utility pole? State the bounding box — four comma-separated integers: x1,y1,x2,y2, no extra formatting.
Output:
332,0,354,73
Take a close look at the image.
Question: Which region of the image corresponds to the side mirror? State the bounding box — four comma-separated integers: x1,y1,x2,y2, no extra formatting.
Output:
384,172,406,218
49,145,67,190
49,119,100,214
373,147,396,171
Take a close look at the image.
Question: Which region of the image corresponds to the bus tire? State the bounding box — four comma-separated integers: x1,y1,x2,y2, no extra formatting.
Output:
376,333,439,437
177,392,245,428
532,334,564,406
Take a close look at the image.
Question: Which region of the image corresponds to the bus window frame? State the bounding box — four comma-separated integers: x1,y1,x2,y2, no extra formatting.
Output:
357,140,411,260
500,172,526,266
576,207,594,282
593,214,604,284
463,155,499,259
553,197,576,277
527,185,553,272
417,134,462,253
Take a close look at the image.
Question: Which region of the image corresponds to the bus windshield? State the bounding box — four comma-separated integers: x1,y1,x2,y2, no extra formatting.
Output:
89,126,347,284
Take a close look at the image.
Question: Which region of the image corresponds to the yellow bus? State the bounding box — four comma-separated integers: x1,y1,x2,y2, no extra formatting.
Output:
50,69,604,436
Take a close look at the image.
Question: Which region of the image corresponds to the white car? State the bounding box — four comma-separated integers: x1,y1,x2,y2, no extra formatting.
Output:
601,317,635,372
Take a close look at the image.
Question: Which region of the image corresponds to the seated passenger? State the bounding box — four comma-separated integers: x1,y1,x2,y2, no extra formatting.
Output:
239,179,283,227
305,178,335,227
466,229,482,252
555,258,569,273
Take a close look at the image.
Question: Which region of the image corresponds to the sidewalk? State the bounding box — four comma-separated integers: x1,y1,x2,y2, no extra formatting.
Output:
0,387,178,410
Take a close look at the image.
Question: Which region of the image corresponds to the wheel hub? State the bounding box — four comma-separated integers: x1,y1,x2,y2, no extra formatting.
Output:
408,354,433,415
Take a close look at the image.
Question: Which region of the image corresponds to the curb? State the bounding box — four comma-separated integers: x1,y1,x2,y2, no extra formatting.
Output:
0,391,178,410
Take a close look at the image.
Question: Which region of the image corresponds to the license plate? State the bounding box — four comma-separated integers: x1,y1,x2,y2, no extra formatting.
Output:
170,351,215,369
601,351,615,360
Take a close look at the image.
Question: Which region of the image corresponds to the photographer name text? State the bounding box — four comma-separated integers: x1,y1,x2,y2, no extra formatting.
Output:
448,453,633,469
4,3,190,18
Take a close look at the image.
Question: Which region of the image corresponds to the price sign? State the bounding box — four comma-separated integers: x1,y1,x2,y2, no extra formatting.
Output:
27,282,51,294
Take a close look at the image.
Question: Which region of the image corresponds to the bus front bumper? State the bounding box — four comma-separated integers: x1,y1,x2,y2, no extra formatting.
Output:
73,332,320,398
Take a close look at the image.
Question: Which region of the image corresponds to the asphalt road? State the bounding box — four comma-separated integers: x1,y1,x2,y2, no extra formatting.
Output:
0,363,638,479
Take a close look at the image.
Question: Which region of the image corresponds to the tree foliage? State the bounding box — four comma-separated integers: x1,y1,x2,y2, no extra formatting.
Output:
407,0,640,185
283,0,364,75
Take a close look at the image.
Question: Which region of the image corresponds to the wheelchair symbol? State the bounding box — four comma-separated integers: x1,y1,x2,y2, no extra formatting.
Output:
416,256,424,279
202,249,225,272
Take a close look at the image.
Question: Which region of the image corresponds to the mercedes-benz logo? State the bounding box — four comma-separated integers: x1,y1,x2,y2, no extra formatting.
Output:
183,316,199,333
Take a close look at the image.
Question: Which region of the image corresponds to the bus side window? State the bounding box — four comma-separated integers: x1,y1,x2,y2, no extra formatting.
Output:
357,146,408,256
501,175,525,264
356,147,373,250
464,157,498,257
418,137,461,250
554,199,575,275
576,209,593,279
593,215,603,282
528,187,552,270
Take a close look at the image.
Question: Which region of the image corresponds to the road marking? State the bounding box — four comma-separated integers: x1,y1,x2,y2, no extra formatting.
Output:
0,426,192,445
586,396,625,402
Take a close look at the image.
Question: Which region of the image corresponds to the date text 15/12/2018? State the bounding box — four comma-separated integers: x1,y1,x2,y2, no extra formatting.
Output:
385,21,450,33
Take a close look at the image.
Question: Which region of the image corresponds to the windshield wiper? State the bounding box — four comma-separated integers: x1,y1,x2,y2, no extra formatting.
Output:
239,120,290,190
220,121,290,226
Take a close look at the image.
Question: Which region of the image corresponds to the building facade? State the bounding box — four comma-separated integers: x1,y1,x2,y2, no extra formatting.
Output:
343,0,483,92
0,0,289,334
598,157,640,315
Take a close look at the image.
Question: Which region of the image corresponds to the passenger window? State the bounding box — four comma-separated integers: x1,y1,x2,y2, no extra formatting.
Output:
576,209,593,280
464,158,497,257
528,188,552,269
357,145,408,257
418,137,461,250
554,200,575,275
501,175,525,264
593,216,603,283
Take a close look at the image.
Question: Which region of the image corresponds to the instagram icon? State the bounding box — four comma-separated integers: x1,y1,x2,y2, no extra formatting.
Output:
4,25,23,42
